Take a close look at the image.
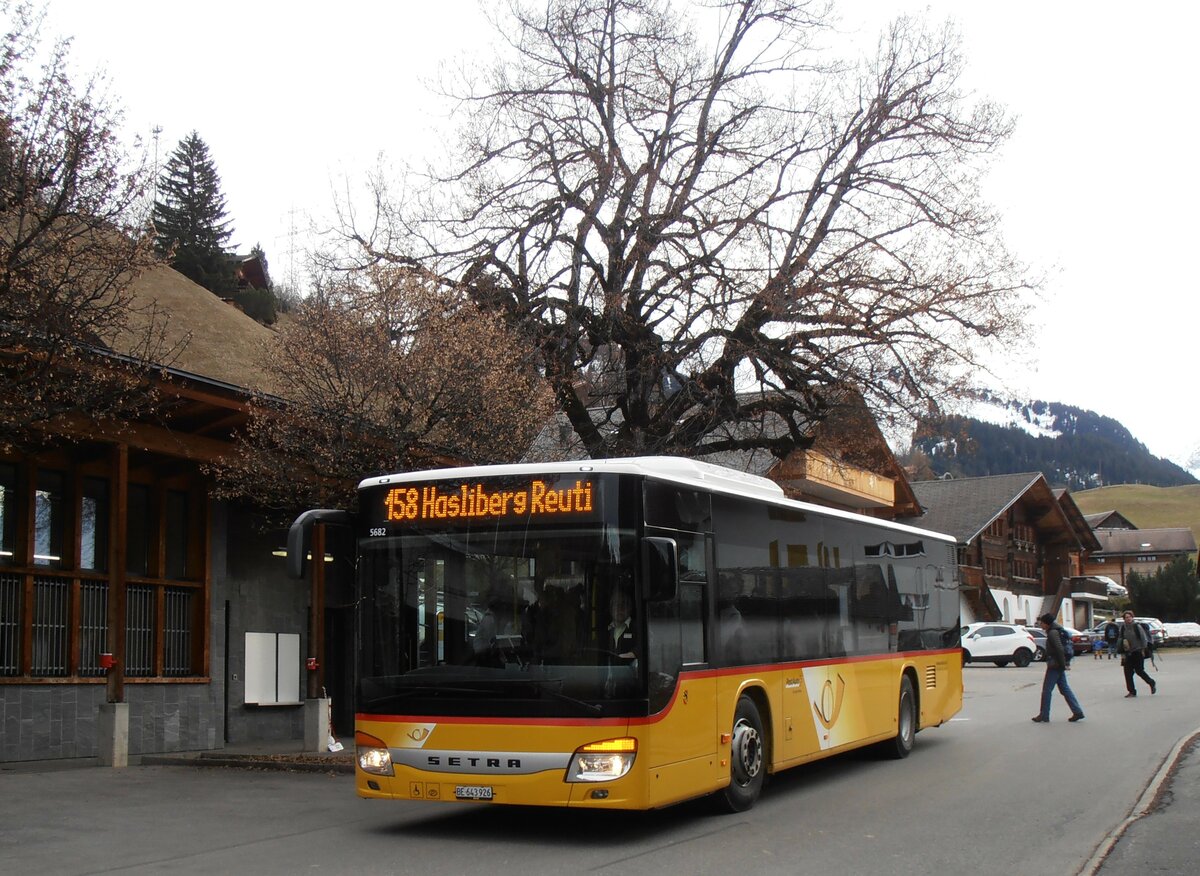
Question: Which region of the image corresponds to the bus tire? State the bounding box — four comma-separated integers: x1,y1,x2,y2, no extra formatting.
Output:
881,675,916,760
716,695,766,812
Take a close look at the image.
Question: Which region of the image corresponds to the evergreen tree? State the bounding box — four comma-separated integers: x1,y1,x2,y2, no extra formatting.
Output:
152,132,237,295
1126,556,1200,622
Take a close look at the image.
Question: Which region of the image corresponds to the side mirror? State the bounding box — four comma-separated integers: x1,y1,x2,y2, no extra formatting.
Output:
286,509,353,579
642,536,678,602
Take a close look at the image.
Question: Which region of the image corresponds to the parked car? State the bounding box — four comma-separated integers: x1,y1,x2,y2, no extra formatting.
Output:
961,622,1039,667
1061,625,1093,656
1024,625,1047,661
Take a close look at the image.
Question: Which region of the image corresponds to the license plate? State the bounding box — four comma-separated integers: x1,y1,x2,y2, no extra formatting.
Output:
455,785,494,800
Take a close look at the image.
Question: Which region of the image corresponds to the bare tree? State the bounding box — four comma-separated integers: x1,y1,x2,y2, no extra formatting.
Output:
211,263,553,513
0,2,167,451
348,0,1030,460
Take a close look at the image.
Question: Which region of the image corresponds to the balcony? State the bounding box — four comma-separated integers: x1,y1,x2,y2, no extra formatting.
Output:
775,449,896,509
1068,576,1110,603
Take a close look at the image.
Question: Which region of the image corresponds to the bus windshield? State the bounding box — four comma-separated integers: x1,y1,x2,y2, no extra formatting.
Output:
357,523,641,718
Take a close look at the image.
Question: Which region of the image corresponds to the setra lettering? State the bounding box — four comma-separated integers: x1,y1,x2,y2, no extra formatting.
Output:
424,754,523,769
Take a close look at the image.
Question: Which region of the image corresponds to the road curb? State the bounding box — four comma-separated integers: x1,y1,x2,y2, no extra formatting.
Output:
1077,726,1200,876
141,753,355,774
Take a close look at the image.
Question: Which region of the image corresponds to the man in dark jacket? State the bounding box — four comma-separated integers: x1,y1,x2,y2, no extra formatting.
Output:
1120,610,1157,697
1032,613,1085,723
1104,619,1121,659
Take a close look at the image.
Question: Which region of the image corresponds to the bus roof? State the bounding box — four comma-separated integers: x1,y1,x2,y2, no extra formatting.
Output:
359,456,954,543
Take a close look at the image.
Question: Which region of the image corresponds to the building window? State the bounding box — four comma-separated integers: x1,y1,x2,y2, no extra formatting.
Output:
81,477,110,572
1012,524,1035,553
0,570,20,676
165,490,189,580
127,484,150,577
0,463,15,564
34,470,65,567
126,584,155,677
31,575,70,676
0,458,205,680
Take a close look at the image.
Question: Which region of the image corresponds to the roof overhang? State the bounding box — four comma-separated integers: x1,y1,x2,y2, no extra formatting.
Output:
774,448,896,509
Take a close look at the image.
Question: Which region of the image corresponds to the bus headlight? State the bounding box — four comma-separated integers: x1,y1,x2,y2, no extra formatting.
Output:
356,731,394,776
565,737,637,782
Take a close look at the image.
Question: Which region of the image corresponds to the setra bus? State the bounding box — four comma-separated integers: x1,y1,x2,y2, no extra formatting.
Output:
286,456,963,811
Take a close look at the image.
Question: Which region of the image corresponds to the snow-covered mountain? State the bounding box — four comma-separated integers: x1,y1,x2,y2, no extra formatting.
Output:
911,394,1197,489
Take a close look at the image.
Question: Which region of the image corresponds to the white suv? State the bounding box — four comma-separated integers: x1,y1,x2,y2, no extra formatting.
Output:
961,622,1039,667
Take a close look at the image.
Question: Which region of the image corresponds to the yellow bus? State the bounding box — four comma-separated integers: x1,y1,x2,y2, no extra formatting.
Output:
287,457,962,811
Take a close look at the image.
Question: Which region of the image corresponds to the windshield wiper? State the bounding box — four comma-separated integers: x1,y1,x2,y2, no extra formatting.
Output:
365,681,601,716
362,685,493,708
532,685,601,716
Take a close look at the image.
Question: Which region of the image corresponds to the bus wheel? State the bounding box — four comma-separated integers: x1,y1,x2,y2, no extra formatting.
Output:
881,675,916,760
717,695,766,812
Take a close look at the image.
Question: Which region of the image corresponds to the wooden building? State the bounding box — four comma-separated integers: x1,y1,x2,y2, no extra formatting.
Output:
1080,515,1197,588
0,265,353,764
908,474,1102,629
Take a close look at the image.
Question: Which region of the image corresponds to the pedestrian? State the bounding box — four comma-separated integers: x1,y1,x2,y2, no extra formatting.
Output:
1119,609,1157,697
1104,618,1121,659
1032,613,1084,723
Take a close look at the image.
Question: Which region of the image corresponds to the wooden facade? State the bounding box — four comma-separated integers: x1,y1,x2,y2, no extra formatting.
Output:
1,266,353,764
1080,526,1197,588
909,474,1101,627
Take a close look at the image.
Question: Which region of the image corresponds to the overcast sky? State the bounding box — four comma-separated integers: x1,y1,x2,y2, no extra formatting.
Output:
38,0,1200,474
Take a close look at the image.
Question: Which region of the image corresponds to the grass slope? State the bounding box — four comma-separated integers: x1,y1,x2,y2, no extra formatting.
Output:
1073,484,1200,546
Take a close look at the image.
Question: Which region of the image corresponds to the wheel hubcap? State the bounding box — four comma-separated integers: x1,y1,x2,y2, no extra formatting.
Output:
899,693,914,747
731,718,762,786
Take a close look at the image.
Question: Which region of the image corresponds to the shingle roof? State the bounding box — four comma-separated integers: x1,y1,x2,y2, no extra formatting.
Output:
1083,510,1139,530
908,473,1045,543
1093,528,1197,555
107,263,280,396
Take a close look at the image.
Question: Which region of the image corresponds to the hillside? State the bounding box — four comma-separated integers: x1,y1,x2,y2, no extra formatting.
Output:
1072,484,1200,547
911,397,1196,490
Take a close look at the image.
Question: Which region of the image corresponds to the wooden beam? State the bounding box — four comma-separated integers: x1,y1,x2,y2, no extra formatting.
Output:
106,444,128,704
47,413,235,465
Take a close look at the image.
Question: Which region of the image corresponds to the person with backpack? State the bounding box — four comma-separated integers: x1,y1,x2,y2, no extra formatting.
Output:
1104,619,1121,659
1119,610,1157,697
1032,613,1085,723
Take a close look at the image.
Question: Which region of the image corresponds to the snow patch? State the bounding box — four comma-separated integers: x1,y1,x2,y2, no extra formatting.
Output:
961,396,1062,440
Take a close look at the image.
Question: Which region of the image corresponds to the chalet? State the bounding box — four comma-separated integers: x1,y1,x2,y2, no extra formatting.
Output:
1081,516,1197,587
908,474,1102,630
0,266,352,765
233,252,270,291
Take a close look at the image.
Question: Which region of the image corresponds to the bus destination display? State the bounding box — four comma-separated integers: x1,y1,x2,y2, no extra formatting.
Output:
383,479,595,523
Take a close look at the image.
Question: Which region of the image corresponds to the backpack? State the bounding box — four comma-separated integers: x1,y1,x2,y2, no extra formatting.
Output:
1058,627,1074,662
1138,622,1154,656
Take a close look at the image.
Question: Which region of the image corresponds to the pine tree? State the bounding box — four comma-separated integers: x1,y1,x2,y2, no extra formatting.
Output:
153,132,237,295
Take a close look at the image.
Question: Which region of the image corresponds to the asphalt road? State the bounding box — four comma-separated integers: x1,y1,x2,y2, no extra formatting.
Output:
2,651,1197,876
